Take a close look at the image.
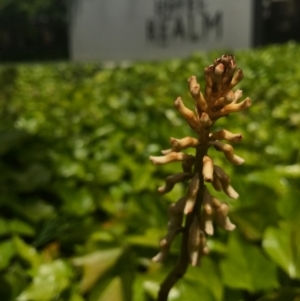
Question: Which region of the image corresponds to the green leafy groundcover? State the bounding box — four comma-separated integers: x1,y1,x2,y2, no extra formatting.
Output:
1,43,300,301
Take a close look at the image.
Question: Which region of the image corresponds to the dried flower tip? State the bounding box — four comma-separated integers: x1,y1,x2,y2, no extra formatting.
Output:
188,76,199,96
152,235,176,262
218,216,236,231
170,136,199,151
209,129,243,143
188,217,201,266
226,185,239,200
214,165,239,199
174,97,199,131
216,202,229,218
225,90,235,103
227,56,237,72
153,236,178,262
203,155,214,182
199,230,210,258
233,89,243,104
188,76,207,113
220,55,229,64
184,173,200,214
200,112,212,128
149,152,194,165
216,97,251,117
204,65,214,87
214,63,225,75
202,246,210,255
152,239,170,262
215,203,236,231
229,68,244,88
212,65,225,94
204,65,214,102
203,210,214,236
210,141,245,165
204,219,214,236
219,55,236,88
152,251,165,263
160,148,172,155
203,187,213,215
158,172,192,194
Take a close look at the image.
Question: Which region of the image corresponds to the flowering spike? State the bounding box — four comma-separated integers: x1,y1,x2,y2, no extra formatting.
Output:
150,54,251,301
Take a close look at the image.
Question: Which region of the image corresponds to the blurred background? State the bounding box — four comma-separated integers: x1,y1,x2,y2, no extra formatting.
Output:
1,1,300,301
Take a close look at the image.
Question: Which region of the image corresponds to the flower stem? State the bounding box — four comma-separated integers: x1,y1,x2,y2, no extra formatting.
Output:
157,131,209,301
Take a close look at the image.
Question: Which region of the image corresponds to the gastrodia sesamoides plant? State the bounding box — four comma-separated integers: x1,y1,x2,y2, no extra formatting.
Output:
149,55,251,301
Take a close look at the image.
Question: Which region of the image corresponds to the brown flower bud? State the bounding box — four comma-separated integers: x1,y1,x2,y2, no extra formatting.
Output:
174,97,199,131
214,165,239,199
188,216,201,266
203,209,214,236
211,176,223,192
181,157,195,173
199,230,210,256
150,152,194,165
184,173,200,214
188,76,207,113
215,203,236,231
203,156,214,182
153,197,185,262
209,141,245,165
203,188,213,215
214,63,225,75
233,89,243,104
216,97,251,117
229,68,244,88
209,129,243,143
200,112,212,128
158,172,192,194
170,136,199,151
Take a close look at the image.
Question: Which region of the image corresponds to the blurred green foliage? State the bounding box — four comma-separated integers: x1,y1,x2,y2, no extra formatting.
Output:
0,43,300,301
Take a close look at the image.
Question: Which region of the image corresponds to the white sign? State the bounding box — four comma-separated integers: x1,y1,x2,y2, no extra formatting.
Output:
70,0,254,61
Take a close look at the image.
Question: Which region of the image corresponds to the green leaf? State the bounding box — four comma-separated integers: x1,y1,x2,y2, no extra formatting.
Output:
16,260,73,301
220,233,278,292
72,248,123,293
132,276,145,301
4,263,28,301
179,282,215,301
276,188,300,221
0,129,27,155
256,288,300,301
127,229,165,248
263,221,300,279
0,218,10,236
245,169,287,195
58,187,95,216
96,277,124,301
143,280,179,300
0,240,16,270
9,219,35,237
96,163,124,184
13,236,41,268
184,257,223,301
69,294,86,301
